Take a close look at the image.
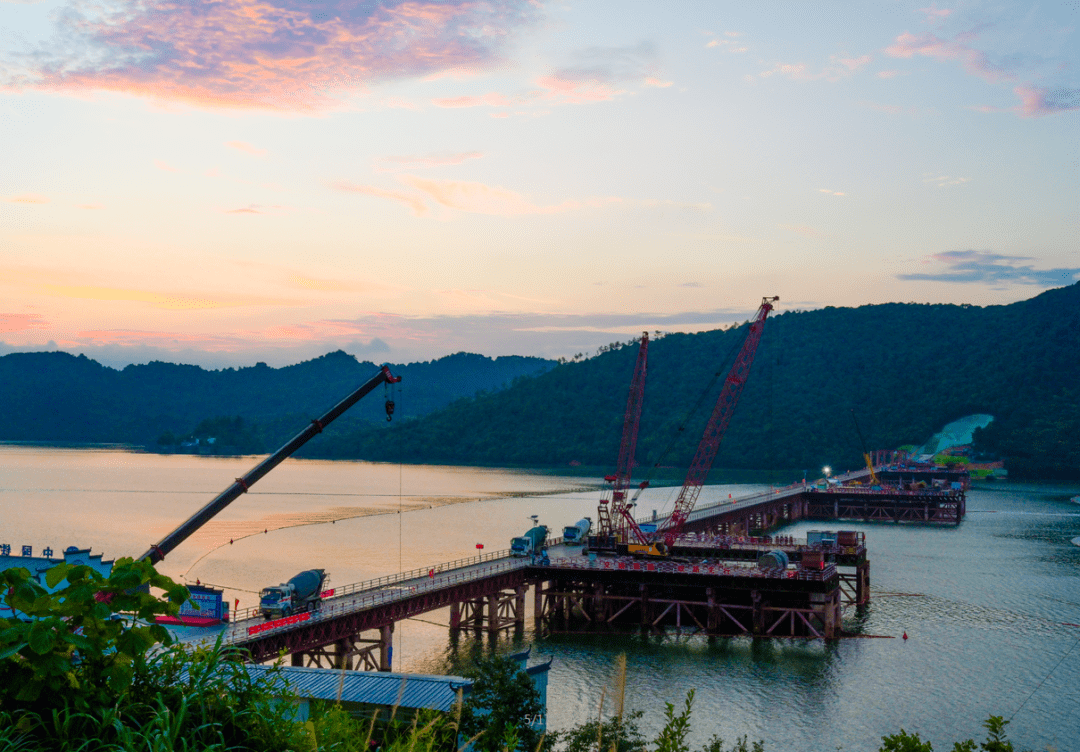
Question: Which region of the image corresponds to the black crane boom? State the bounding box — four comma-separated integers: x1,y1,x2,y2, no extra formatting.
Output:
139,364,401,565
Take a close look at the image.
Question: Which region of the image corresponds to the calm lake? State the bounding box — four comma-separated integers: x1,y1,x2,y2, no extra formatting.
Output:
2,445,1078,751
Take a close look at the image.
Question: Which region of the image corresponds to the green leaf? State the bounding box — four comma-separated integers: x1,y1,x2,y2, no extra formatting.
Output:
0,640,29,660
28,622,57,655
45,563,74,589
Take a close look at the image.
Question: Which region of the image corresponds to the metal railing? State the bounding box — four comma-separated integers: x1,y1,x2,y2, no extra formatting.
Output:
228,538,563,625
206,557,532,647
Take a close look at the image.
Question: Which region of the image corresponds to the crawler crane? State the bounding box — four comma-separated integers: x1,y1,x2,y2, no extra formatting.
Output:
628,297,778,556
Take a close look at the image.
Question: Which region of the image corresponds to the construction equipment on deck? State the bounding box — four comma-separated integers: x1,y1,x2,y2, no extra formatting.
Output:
591,333,652,554
646,296,778,554
850,409,880,486
139,364,402,565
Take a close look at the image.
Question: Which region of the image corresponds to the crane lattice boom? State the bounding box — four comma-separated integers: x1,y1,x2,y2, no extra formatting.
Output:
662,297,777,547
597,333,649,544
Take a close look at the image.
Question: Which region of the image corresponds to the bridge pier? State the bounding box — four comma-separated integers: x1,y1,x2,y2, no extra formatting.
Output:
287,625,393,671
451,587,527,635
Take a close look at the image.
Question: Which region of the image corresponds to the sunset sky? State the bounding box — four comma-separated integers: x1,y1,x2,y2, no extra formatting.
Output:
2,0,1077,368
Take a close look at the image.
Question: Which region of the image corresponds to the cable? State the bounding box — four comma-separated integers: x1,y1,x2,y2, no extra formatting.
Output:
1008,633,1079,721
634,325,751,509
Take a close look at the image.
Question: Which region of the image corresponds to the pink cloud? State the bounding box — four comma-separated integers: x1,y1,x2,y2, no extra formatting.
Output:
154,160,180,172
0,313,49,333
329,179,428,215
760,55,870,82
885,31,1006,82
223,203,289,214
15,0,538,111
375,151,483,171
1013,85,1080,117
535,73,622,104
643,76,673,88
6,193,50,204
227,141,267,157
400,175,615,215
432,92,514,108
37,284,294,309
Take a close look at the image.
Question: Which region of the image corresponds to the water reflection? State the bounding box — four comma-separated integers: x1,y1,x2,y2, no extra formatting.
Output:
2,446,1078,751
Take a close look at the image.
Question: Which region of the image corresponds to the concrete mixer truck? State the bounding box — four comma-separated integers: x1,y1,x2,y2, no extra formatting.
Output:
259,569,327,619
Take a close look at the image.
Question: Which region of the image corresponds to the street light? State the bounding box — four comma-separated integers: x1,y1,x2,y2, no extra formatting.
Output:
823,466,832,479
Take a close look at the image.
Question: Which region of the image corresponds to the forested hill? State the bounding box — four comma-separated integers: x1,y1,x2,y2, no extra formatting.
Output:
0,351,553,450
321,283,1080,479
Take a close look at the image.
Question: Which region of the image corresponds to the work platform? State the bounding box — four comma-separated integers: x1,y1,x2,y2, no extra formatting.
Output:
534,555,842,639
175,462,964,669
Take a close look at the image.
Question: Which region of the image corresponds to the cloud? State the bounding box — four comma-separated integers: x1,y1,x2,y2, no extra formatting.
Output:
885,31,1006,82
332,175,693,217
400,176,614,215
375,152,483,171
897,250,1080,285
535,71,624,104
154,160,180,173
37,283,298,309
0,303,800,369
432,92,515,108
1013,85,1080,117
818,189,846,196
760,54,871,82
0,313,49,332
227,141,267,157
705,34,747,53
329,179,428,215
643,76,673,88
287,275,388,293
923,174,970,187
6,193,49,204
8,0,538,111
222,203,289,214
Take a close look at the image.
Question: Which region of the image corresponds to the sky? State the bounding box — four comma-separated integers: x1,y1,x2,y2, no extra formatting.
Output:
1,0,1077,369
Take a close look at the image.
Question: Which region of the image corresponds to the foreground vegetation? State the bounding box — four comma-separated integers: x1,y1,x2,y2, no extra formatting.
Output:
1,562,1038,751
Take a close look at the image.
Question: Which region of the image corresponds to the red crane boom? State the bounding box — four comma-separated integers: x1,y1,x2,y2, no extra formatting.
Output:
596,333,649,544
660,297,778,548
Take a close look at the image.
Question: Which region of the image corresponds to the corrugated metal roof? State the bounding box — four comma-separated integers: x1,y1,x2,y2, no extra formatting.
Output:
242,665,472,712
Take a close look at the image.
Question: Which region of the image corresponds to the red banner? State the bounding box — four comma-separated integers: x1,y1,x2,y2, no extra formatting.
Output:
247,610,310,635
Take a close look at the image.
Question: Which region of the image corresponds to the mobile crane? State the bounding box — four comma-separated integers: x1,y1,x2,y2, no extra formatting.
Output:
139,364,401,565
591,333,655,554
629,297,778,556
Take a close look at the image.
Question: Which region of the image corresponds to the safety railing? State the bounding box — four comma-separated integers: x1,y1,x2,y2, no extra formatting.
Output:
230,546,528,622
213,557,533,646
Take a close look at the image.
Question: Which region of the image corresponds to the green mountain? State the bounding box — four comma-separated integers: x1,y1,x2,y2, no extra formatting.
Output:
0,350,554,452
319,284,1080,480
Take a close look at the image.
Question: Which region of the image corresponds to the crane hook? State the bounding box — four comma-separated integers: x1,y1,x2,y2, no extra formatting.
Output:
385,399,395,421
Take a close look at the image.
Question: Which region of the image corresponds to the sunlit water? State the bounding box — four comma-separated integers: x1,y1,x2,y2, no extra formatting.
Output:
2,445,1078,751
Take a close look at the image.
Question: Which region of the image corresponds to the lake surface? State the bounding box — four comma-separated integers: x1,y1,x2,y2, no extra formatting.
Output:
2,445,1078,751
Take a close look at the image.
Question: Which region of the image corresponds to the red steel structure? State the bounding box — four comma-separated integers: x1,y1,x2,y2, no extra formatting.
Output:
596,333,649,543
660,297,778,548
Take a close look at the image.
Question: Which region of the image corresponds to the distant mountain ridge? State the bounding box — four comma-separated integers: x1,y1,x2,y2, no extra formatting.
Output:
319,283,1080,480
3,283,1077,479
0,350,554,450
